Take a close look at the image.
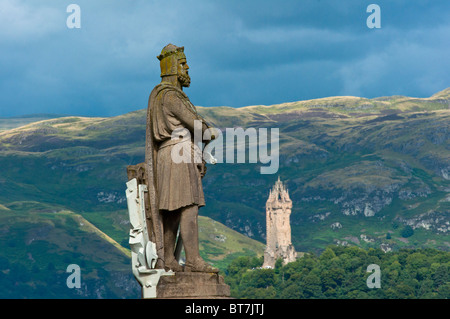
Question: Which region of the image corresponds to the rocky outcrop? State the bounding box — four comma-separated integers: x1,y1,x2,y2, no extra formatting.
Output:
330,222,342,230
397,211,450,233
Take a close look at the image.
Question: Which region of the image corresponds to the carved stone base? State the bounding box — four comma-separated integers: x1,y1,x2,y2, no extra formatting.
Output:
155,272,230,299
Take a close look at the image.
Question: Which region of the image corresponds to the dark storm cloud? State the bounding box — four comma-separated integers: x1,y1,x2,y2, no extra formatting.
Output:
0,0,448,117
186,0,450,106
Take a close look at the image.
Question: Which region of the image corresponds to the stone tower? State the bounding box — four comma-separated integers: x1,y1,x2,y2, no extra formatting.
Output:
263,177,297,268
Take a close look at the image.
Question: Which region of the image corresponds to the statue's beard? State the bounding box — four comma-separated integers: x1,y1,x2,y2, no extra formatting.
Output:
178,72,191,87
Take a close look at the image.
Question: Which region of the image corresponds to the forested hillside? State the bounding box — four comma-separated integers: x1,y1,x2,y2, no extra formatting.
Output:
226,246,450,299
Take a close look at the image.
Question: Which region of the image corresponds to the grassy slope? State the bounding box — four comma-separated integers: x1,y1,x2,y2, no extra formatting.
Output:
198,216,265,270
0,200,264,268
0,114,67,132
0,200,264,298
77,208,265,270
0,88,448,259
0,201,137,298
199,89,450,253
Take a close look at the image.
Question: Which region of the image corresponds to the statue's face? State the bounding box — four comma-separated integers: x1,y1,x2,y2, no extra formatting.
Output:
177,58,191,87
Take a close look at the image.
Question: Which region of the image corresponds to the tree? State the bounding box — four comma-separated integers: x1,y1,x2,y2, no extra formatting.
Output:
406,253,429,270
437,283,450,299
301,274,323,298
401,225,414,238
433,265,448,287
241,269,275,289
320,247,337,261
274,258,283,272
395,284,415,299
280,283,303,299
224,246,450,299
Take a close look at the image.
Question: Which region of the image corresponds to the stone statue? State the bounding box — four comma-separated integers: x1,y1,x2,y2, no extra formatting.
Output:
127,43,217,276
125,44,230,298
148,43,219,273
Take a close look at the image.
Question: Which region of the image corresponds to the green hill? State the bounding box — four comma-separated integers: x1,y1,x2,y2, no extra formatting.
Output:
0,114,66,132
0,201,136,298
0,88,449,297
0,200,263,298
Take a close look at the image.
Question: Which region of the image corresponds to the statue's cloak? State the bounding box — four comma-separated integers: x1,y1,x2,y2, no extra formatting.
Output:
145,83,210,259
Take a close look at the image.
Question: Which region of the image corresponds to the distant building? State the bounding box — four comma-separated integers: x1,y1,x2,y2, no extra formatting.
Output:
263,177,297,268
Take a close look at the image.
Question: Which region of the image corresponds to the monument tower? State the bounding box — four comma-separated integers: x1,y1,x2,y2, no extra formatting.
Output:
263,177,297,268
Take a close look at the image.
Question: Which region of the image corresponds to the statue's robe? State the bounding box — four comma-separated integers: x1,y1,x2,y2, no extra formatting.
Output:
148,83,210,212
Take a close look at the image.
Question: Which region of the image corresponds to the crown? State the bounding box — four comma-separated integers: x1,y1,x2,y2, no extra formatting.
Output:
157,44,185,61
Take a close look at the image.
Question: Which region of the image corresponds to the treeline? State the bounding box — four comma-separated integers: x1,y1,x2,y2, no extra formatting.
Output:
225,246,449,299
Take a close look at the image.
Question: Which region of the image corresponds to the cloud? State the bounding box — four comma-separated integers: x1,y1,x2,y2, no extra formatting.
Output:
0,0,448,117
337,25,450,98
0,0,61,41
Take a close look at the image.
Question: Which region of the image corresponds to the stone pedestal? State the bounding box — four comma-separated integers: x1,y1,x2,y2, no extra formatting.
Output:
156,272,230,299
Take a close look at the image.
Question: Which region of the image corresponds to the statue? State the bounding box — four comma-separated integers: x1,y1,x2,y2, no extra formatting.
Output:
146,43,218,273
126,44,222,298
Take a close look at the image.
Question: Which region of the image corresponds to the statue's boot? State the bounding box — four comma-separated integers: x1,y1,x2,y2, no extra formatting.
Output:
179,206,218,273
164,257,183,272
161,210,182,272
184,257,219,273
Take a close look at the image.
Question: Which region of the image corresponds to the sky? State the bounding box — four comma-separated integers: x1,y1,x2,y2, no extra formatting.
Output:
0,0,449,117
